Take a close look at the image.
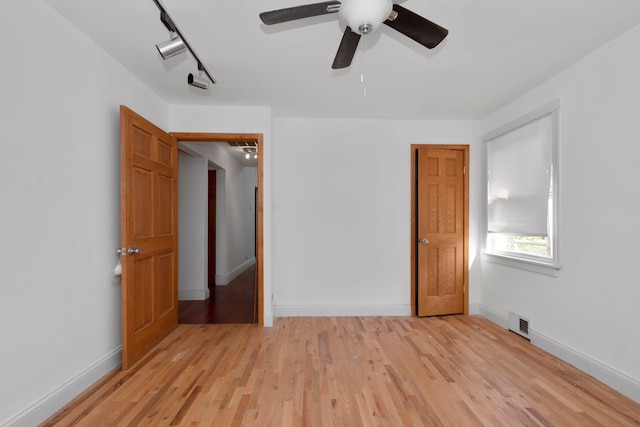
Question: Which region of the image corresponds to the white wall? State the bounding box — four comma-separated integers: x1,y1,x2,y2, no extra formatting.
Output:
178,153,209,300
0,1,170,425
271,118,481,316
231,166,258,275
179,143,258,287
480,24,640,401
169,106,273,325
217,158,257,283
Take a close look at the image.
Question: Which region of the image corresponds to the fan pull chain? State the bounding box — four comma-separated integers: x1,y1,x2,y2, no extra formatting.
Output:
361,35,367,97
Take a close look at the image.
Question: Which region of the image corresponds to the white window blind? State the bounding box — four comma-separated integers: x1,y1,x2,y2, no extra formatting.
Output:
487,113,553,236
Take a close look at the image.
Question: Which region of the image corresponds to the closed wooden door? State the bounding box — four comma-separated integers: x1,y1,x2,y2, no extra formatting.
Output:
416,147,465,316
120,106,178,369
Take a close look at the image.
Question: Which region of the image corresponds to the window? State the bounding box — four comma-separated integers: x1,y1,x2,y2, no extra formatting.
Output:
483,100,561,276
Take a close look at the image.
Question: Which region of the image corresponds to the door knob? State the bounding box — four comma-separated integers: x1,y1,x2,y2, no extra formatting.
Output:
420,238,430,245
128,247,140,255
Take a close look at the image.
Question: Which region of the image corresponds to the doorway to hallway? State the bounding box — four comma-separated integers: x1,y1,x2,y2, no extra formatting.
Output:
174,132,264,325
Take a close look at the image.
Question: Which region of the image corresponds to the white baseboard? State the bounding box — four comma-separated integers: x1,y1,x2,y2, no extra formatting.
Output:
216,257,256,286
478,304,509,329
178,287,210,301
477,305,640,404
531,330,640,403
2,347,122,427
263,312,274,327
274,304,411,318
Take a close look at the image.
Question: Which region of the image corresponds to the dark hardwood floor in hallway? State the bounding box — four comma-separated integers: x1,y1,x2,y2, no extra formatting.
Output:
179,264,256,324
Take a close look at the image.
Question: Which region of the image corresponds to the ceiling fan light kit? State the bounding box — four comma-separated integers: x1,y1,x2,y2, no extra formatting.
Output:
340,0,392,35
259,0,448,69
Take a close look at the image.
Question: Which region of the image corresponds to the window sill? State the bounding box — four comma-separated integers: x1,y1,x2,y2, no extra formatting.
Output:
482,252,561,277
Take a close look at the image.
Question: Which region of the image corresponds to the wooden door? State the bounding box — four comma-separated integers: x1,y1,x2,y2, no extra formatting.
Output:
416,147,465,316
120,106,178,369
208,171,216,285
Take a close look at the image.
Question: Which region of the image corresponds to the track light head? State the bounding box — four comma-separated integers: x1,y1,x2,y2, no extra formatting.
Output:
188,63,209,89
187,73,209,89
156,33,186,60
187,62,209,89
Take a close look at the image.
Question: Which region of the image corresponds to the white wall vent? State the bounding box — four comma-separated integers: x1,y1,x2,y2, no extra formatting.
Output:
508,311,530,340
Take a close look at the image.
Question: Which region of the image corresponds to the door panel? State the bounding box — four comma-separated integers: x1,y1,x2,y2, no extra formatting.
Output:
417,147,465,316
133,256,153,332
120,106,178,369
157,174,174,235
133,167,153,238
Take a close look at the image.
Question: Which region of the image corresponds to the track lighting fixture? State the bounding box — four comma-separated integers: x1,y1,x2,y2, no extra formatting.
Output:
188,63,209,90
152,1,217,87
156,31,186,60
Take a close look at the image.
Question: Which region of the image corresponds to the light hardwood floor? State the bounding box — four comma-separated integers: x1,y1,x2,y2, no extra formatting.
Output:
42,316,640,426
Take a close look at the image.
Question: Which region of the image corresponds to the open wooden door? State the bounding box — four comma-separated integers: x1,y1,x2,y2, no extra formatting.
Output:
120,106,178,369
416,146,467,316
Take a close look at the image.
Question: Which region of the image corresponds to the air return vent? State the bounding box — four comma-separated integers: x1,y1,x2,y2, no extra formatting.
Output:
227,141,257,147
508,311,530,340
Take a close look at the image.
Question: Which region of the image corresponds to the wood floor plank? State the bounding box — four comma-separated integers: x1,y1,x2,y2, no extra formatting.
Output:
42,316,640,426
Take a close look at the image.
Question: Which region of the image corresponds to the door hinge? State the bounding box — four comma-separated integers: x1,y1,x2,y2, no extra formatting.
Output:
463,166,466,175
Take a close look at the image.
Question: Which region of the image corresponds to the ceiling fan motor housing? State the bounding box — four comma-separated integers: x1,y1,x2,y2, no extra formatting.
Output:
339,0,393,35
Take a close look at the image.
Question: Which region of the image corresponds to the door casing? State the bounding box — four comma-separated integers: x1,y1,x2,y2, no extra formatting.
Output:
410,144,469,316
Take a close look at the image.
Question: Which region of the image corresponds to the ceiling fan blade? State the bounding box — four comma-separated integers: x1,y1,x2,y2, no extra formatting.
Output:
332,27,361,69
259,1,341,25
384,4,448,49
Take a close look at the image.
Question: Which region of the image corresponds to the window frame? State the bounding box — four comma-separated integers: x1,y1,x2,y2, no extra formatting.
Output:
482,100,562,277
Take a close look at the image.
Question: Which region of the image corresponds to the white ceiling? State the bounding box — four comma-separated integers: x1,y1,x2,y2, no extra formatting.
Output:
46,0,640,120
219,143,259,168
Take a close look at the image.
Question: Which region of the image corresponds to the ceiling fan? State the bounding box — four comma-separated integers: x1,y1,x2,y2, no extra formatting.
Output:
259,0,448,69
